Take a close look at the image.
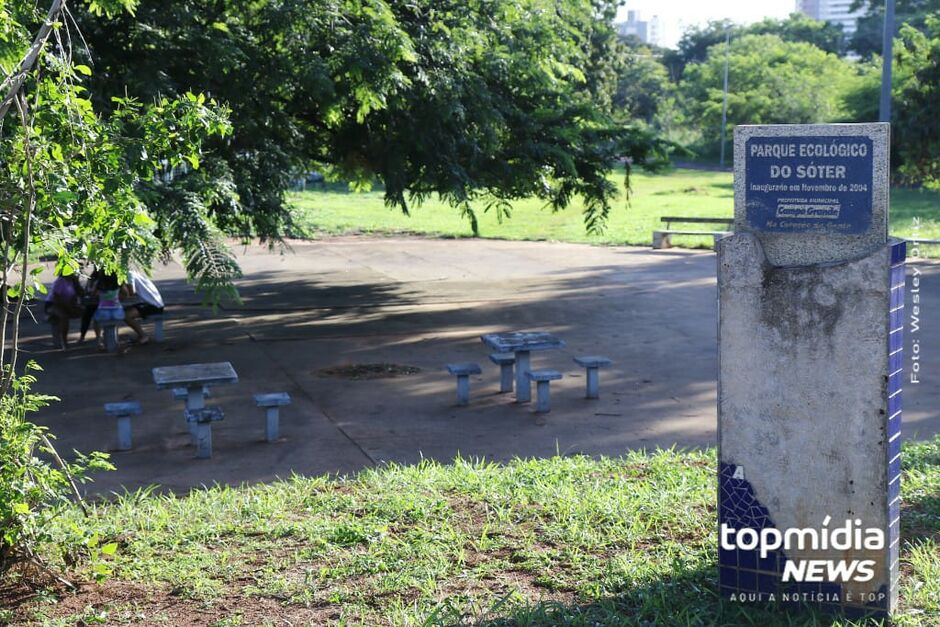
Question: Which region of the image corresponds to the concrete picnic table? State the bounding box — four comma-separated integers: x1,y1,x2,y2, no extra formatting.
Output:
152,362,239,442
480,332,565,403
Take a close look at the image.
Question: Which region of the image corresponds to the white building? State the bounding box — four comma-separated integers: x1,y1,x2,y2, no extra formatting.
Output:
616,10,662,46
797,0,866,36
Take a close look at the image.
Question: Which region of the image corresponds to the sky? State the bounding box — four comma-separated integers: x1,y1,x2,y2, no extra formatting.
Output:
617,1,797,49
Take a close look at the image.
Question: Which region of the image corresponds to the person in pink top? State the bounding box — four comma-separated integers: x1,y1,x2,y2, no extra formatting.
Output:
44,271,84,349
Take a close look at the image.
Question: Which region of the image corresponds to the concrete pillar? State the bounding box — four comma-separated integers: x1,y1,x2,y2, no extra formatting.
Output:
116,415,132,451
456,375,470,406
499,362,514,393
265,407,279,442
534,380,551,413
185,387,205,444
195,422,212,459
103,324,118,352
515,350,531,403
719,123,898,620
585,368,600,400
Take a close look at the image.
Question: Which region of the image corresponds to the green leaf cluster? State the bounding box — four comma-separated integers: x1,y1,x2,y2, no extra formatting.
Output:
74,0,671,237
0,363,115,581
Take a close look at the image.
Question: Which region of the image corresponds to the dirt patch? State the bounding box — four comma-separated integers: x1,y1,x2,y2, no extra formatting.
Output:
3,579,339,626
316,363,421,380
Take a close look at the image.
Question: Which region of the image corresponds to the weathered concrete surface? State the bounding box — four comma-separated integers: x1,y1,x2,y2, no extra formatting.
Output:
718,233,897,607
18,236,940,495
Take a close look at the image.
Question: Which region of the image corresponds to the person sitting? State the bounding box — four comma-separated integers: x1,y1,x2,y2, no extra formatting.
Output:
123,269,165,345
44,271,84,349
92,271,125,350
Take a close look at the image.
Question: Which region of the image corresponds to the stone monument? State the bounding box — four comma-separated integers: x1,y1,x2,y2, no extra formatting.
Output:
717,123,903,619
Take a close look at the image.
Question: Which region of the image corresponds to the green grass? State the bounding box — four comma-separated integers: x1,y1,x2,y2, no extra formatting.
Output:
290,168,940,252
12,437,940,625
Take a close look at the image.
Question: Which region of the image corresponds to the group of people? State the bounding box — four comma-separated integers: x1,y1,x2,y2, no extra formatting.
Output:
43,267,165,350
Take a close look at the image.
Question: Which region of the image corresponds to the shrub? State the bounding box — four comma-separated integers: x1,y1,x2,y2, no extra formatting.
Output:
0,363,114,586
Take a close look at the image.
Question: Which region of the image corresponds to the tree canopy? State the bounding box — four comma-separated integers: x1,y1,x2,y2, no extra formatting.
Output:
75,0,671,238
850,0,940,57
668,13,847,78
680,34,862,155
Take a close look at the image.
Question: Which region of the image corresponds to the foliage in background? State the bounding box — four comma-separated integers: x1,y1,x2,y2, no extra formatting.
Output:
679,34,867,157
893,16,940,189
850,0,940,57
665,13,848,79
75,0,673,237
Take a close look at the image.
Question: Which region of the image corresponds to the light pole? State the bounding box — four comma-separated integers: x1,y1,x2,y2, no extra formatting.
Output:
719,28,731,168
879,0,896,122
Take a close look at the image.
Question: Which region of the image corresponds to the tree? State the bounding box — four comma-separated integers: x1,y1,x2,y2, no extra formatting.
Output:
747,13,846,56
0,0,229,585
671,14,847,79
850,0,940,58
75,0,671,238
680,34,862,156
893,17,940,187
613,45,675,127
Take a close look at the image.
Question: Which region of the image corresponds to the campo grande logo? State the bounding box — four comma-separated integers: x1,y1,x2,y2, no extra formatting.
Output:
721,516,885,582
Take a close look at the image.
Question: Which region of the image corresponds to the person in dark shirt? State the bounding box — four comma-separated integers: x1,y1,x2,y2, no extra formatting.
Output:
45,271,84,349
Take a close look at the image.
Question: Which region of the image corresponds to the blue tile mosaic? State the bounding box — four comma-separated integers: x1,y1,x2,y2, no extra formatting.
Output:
888,435,901,460
888,392,902,420
738,569,757,591
891,240,906,265
889,350,903,374
720,565,736,587
889,475,901,501
889,455,902,481
758,574,778,595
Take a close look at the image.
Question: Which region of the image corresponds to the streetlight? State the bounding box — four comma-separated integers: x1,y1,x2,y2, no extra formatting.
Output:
719,27,730,168
879,0,896,122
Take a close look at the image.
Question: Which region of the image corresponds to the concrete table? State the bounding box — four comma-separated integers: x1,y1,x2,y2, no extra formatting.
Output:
152,362,238,444
481,332,564,403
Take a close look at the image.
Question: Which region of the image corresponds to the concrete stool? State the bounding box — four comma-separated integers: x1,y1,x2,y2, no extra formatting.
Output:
101,321,119,352
488,353,515,393
151,314,165,342
254,392,291,442
573,356,613,399
104,401,142,451
526,369,562,413
184,407,225,459
446,363,482,406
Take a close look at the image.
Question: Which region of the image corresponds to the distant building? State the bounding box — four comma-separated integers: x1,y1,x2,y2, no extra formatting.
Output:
616,10,661,46
797,0,866,36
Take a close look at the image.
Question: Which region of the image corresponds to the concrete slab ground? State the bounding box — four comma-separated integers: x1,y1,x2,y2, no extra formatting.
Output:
21,236,940,495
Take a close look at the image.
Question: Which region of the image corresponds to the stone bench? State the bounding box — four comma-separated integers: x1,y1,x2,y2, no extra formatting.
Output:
526,369,562,413
488,353,515,393
652,230,731,250
104,401,142,451
573,356,612,399
446,363,482,406
184,406,225,459
254,392,291,442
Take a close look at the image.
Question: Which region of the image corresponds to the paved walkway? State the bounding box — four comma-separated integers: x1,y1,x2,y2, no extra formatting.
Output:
23,237,940,494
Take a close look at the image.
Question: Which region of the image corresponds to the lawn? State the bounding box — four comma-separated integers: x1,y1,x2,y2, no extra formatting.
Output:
4,438,939,625
290,168,940,253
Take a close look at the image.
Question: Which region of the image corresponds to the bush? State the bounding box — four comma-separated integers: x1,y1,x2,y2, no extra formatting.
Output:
0,362,114,586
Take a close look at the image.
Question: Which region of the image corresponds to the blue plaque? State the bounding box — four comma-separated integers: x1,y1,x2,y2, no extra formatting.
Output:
744,136,873,234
